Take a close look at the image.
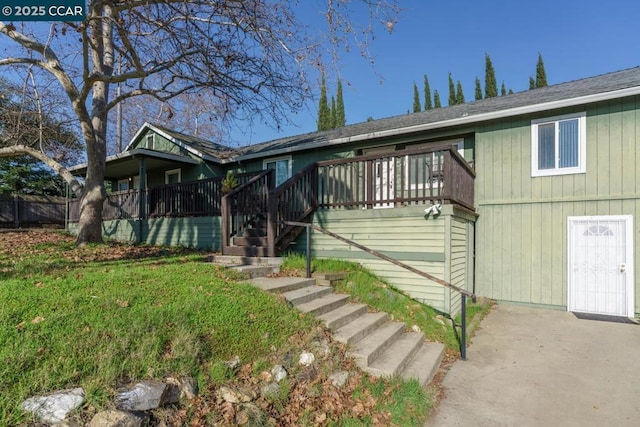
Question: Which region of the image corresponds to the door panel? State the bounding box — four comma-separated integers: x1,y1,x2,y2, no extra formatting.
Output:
568,216,633,317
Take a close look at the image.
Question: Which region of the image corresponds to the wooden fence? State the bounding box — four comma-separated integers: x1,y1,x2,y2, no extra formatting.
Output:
0,195,66,228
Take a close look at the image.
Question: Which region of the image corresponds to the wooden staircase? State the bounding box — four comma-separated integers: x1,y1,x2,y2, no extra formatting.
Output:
223,214,270,257
249,272,445,386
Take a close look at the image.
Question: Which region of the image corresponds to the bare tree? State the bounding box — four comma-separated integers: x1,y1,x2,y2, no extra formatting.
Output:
0,1,398,244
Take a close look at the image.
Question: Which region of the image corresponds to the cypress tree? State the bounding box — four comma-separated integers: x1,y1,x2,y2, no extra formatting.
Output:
536,53,548,88
529,76,536,90
330,96,337,129
434,90,442,108
455,81,465,104
474,77,483,101
336,79,346,127
448,72,456,106
423,74,433,110
484,54,497,98
501,82,506,96
412,82,421,112
317,72,331,131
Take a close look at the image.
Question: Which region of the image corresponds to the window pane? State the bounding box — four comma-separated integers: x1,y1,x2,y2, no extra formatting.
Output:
538,123,556,169
558,119,579,168
275,160,289,185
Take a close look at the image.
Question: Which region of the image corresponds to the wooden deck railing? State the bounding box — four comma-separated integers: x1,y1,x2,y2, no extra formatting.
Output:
268,163,319,253
317,145,475,211
221,170,275,250
68,172,262,222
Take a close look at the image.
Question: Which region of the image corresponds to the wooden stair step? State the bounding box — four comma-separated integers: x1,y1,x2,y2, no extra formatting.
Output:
318,303,368,331
334,312,388,345
365,332,425,378
233,236,268,246
284,285,333,306
401,342,445,386
296,293,350,316
223,245,270,257
349,321,407,367
242,228,266,237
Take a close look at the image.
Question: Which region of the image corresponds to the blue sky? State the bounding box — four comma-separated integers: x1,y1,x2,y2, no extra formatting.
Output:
233,0,640,145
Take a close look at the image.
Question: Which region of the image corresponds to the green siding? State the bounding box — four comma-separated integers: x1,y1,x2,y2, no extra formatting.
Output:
299,205,475,315
70,217,223,250
475,96,640,314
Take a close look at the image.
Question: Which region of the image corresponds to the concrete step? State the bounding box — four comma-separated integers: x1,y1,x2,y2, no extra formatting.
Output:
365,332,425,378
349,321,407,368
284,285,334,306
250,277,315,294
334,312,388,345
229,265,277,278
319,303,369,330
313,272,347,286
296,293,350,316
207,255,282,267
401,342,445,386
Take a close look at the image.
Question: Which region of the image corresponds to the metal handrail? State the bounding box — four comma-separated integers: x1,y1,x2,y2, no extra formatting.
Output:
283,220,474,360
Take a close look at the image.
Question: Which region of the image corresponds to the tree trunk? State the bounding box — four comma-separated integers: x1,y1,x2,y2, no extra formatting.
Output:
76,181,105,244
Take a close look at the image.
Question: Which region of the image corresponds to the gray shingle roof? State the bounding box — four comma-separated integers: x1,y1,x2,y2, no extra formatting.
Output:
142,66,640,161
234,66,640,158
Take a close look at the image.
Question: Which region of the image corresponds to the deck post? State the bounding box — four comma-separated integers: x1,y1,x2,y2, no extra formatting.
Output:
305,224,311,278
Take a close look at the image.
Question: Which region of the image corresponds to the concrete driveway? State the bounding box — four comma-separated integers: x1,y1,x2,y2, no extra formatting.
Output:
429,304,640,426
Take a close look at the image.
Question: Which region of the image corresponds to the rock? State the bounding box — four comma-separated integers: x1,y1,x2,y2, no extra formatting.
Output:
260,383,280,399
297,366,318,383
218,385,257,404
298,351,315,366
224,355,241,370
89,409,147,427
411,324,422,333
21,387,85,424
163,378,182,405
328,371,350,388
115,380,167,411
179,377,198,400
235,403,265,426
435,315,446,325
310,338,331,358
271,364,287,382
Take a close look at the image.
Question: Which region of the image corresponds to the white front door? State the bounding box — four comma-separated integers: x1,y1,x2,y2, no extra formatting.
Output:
568,215,634,317
373,157,395,208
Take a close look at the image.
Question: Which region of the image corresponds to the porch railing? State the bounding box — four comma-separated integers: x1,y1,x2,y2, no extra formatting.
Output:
68,172,262,222
221,170,275,251
268,163,319,253
317,145,475,211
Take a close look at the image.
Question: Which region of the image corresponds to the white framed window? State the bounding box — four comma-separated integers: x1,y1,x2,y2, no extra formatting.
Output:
146,134,155,150
165,168,181,184
263,156,292,186
531,112,586,177
117,179,130,191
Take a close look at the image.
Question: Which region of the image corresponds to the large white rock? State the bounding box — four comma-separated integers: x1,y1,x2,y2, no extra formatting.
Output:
21,387,85,424
115,380,167,411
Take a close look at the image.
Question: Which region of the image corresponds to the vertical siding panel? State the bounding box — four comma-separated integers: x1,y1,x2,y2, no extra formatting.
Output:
501,122,512,200
608,100,623,196
521,203,532,303
621,98,638,195
530,203,543,303
585,110,600,197
517,118,531,199
596,102,611,197
501,205,512,301
550,203,564,306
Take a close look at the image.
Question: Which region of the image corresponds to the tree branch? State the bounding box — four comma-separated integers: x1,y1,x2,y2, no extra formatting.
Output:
0,145,83,196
